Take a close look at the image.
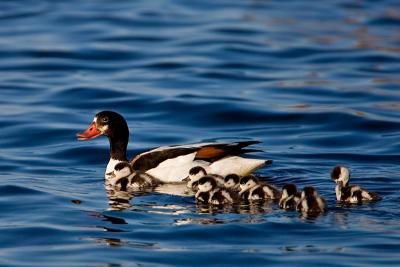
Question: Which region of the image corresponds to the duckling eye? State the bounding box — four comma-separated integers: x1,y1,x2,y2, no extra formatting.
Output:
102,117,109,123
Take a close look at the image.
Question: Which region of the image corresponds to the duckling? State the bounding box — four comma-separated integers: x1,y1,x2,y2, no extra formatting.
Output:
186,166,207,191
296,186,326,214
239,175,281,201
279,183,301,210
331,166,380,204
196,175,239,205
113,162,160,191
186,166,224,191
195,175,217,203
224,174,241,192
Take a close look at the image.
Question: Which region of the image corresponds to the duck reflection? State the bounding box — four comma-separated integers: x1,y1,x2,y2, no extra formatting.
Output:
82,236,157,249
105,181,194,211
106,181,281,217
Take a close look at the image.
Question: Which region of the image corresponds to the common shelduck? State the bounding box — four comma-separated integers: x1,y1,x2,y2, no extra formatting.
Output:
239,175,281,201
330,166,380,204
196,176,239,205
279,183,301,210
112,162,161,191
296,186,326,214
224,174,241,192
185,166,224,191
77,111,271,183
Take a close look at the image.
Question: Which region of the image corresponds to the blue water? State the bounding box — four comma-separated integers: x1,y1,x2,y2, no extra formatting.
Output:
1,0,400,266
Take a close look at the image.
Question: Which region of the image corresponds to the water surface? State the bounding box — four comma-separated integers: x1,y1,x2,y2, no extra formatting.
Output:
1,0,400,266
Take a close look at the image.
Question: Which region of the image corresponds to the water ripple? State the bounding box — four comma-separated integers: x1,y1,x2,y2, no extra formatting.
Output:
0,0,400,266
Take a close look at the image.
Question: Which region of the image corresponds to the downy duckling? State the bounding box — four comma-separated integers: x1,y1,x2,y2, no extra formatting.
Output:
186,166,224,191
239,175,281,201
279,183,301,210
297,186,326,214
331,166,380,204
224,174,241,192
196,175,239,205
114,162,160,191
195,175,217,203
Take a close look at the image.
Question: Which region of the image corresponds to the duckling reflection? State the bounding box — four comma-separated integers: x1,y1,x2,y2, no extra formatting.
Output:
82,236,157,249
105,185,134,211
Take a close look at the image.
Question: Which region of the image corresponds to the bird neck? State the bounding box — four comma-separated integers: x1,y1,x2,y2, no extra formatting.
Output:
109,135,128,161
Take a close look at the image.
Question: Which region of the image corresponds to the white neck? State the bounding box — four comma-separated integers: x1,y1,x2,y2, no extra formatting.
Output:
335,184,341,201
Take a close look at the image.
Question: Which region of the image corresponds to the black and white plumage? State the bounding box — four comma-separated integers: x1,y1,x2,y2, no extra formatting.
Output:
186,166,224,191
331,166,380,204
77,111,271,183
195,176,218,203
279,183,301,210
195,176,239,205
112,162,161,191
224,174,241,192
185,166,207,191
296,186,326,214
239,175,281,201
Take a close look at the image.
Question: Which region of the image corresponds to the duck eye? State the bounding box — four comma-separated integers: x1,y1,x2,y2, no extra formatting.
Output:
102,117,109,123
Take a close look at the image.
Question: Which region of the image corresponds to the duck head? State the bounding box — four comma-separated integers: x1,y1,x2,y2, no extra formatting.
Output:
77,111,129,161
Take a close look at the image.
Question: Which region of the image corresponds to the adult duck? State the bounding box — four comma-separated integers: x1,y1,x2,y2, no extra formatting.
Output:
77,111,271,183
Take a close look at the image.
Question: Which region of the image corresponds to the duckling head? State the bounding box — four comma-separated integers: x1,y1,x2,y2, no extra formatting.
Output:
186,166,207,182
281,183,297,199
197,175,218,193
301,186,318,200
114,162,133,180
239,175,259,193
224,174,240,189
331,166,350,186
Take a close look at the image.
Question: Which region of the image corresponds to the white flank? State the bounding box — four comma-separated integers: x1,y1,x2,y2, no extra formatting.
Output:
208,157,266,177
145,153,268,183
146,152,208,183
